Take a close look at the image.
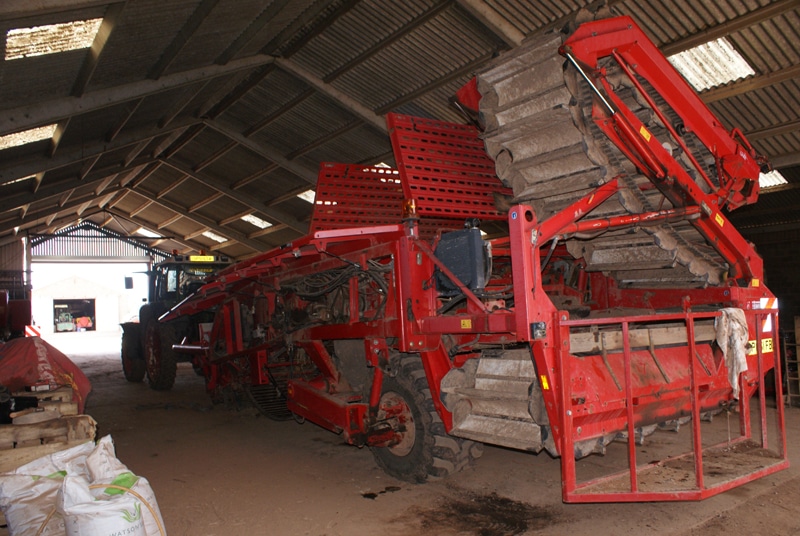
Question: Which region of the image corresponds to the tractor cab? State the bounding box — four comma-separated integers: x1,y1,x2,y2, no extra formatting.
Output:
149,253,231,307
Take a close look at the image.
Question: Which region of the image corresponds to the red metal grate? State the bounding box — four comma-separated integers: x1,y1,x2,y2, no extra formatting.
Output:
310,163,405,233
309,162,461,240
387,113,512,222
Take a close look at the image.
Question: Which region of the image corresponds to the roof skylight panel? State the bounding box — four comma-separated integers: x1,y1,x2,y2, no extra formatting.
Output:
668,37,755,91
5,18,103,60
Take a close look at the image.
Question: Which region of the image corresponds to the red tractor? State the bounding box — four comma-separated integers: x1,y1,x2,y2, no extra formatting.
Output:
158,16,787,502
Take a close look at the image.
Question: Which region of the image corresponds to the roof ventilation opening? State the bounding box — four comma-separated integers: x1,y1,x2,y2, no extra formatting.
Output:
241,214,272,229
668,37,755,91
136,227,161,238
202,230,228,243
2,175,35,187
297,190,316,203
0,124,57,151
5,18,103,60
759,169,788,190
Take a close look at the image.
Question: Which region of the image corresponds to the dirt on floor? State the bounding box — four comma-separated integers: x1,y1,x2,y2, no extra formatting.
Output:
29,331,800,536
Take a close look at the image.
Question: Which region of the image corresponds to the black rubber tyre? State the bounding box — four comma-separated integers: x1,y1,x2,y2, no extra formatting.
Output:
144,319,178,391
121,328,145,382
370,355,483,483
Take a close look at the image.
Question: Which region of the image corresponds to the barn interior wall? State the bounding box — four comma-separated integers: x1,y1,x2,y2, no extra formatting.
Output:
750,229,800,334
0,239,25,272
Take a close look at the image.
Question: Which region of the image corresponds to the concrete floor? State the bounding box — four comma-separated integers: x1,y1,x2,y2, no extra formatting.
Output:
35,331,800,535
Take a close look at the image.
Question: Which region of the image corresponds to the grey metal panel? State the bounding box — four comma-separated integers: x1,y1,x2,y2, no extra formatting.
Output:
460,0,588,36
57,102,137,147
194,195,246,221
291,0,436,78
618,0,774,46
0,50,85,108
159,178,218,209
201,144,276,184
238,168,310,203
0,240,25,271
711,79,800,161
297,123,391,165
221,69,312,134
86,0,203,91
161,0,276,74
226,0,323,59
733,11,800,73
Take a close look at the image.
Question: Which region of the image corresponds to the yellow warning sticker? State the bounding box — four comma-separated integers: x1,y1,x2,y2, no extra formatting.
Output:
747,338,773,355
460,319,472,329
639,125,652,142
540,375,550,390
714,213,724,227
752,278,760,288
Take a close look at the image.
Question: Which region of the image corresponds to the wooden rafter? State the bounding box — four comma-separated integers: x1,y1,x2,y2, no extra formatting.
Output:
71,2,126,97
160,158,308,234
0,54,274,137
0,117,199,186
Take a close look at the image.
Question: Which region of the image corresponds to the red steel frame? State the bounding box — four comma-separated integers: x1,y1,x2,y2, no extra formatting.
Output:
556,310,787,502
561,16,767,282
163,137,786,502
165,185,787,501
161,16,788,502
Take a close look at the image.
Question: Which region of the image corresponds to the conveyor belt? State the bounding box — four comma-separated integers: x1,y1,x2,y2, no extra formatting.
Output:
476,20,727,286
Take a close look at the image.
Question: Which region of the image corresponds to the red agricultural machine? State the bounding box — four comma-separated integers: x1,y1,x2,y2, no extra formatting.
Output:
157,15,787,502
0,271,32,341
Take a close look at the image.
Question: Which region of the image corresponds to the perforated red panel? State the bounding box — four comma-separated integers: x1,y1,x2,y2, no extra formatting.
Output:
310,162,462,240
387,113,512,221
310,163,405,233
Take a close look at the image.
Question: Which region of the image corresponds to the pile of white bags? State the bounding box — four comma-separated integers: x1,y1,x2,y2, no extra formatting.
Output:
0,436,165,535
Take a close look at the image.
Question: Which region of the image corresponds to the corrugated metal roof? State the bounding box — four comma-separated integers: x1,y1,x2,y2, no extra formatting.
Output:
0,0,797,260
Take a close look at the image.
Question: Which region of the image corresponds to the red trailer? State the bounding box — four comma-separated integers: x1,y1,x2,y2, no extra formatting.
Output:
158,15,787,502
0,274,32,341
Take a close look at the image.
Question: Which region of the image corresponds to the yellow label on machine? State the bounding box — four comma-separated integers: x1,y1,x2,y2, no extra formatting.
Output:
540,375,550,390
639,125,652,141
747,338,773,355
714,213,725,227
189,255,215,262
460,319,472,329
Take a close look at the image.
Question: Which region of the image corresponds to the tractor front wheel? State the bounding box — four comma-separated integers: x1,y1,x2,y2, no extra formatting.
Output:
369,355,483,483
144,319,178,390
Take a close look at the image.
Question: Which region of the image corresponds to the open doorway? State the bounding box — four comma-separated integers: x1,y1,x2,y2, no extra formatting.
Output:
32,262,149,334
53,298,96,332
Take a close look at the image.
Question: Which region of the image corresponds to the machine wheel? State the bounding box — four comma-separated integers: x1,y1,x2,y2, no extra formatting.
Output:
121,329,145,382
370,355,483,483
144,319,178,391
